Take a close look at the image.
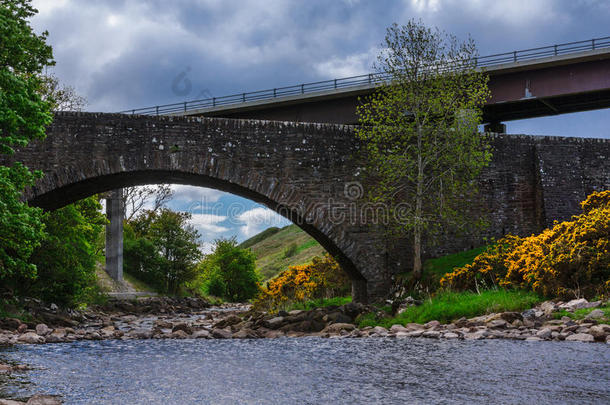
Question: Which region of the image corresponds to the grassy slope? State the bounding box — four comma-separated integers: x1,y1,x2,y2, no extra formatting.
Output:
240,224,325,281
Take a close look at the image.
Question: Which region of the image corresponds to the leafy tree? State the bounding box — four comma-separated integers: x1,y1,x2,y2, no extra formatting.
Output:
124,209,202,294
26,196,106,306
356,20,491,280
199,238,259,302
0,0,53,286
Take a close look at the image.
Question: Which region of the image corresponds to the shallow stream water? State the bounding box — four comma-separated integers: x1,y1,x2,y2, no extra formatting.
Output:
1,338,608,404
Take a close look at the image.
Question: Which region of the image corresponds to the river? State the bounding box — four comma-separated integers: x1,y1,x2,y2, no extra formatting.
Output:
1,338,608,404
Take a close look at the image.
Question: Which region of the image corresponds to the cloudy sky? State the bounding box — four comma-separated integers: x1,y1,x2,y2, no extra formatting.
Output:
30,0,610,250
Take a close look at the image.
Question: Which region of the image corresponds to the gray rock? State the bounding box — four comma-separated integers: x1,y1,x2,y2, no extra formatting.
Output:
25,394,62,405
565,333,595,342
389,324,409,334
190,330,211,339
34,324,50,336
536,328,552,339
265,316,285,329
443,332,459,339
588,325,609,340
169,330,189,339
372,326,388,336
211,328,232,339
487,319,507,329
424,320,440,329
127,329,153,339
422,330,441,339
525,336,542,341
322,323,356,334
18,332,44,344
586,309,605,319
559,298,589,311
0,399,26,405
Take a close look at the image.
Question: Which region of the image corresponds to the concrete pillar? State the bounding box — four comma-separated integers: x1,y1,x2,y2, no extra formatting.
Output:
105,189,123,281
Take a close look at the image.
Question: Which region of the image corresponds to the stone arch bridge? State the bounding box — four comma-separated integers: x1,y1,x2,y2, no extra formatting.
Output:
5,112,610,303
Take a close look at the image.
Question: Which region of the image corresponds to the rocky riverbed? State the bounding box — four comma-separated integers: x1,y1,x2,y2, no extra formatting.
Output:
0,296,608,404
0,296,608,346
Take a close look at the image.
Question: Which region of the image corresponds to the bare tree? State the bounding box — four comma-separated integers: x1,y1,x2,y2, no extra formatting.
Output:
123,184,174,221
39,73,87,111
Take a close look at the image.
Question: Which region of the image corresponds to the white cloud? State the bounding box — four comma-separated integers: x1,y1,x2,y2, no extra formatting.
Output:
313,49,377,78
189,213,229,235
236,207,289,238
171,185,225,204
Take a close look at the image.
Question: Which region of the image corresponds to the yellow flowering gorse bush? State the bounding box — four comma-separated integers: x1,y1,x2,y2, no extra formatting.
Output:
441,190,610,299
253,254,349,312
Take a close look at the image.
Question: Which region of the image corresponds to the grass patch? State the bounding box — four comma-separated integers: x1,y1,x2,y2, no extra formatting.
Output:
123,272,158,293
286,296,352,311
422,246,488,286
358,290,542,328
553,304,610,321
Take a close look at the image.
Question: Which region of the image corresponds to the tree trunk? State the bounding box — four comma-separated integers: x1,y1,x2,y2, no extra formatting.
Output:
413,132,424,281
413,215,422,280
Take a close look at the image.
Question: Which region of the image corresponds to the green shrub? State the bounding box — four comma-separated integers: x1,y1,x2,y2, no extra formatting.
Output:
283,242,298,258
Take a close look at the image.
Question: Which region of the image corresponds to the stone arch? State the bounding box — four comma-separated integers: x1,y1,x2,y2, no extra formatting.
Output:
6,112,387,302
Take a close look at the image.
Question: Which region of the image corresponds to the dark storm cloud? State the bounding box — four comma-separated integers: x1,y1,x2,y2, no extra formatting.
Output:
30,0,610,137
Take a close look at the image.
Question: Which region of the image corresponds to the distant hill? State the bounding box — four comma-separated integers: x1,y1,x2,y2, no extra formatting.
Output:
239,224,326,281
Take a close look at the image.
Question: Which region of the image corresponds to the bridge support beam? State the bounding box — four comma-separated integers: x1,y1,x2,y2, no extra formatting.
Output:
105,189,124,282
484,121,506,133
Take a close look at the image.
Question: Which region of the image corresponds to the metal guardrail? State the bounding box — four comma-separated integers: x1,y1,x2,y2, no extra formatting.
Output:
120,36,610,116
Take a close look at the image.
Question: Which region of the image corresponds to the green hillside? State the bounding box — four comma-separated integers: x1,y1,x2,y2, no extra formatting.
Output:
239,224,326,281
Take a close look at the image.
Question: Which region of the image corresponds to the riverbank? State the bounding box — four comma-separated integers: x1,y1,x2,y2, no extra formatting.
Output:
0,297,608,346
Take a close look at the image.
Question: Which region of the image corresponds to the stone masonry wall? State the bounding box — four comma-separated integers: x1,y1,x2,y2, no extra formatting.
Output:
4,112,610,302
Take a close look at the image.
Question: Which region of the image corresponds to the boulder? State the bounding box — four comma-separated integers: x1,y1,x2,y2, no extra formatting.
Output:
171,323,192,335
422,330,441,339
486,319,507,329
213,315,242,329
0,399,25,404
372,326,389,336
34,324,50,336
565,333,595,342
536,328,552,339
559,298,590,311
585,309,605,319
190,330,211,339
389,324,409,334
264,316,285,329
232,329,257,339
588,325,609,341
322,323,356,334
25,394,62,405
127,329,153,339
443,332,459,339
499,312,523,323
169,330,189,339
424,320,440,329
18,332,44,344
211,328,232,339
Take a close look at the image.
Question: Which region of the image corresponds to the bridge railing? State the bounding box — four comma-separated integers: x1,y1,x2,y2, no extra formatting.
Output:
120,35,610,116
